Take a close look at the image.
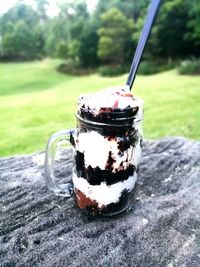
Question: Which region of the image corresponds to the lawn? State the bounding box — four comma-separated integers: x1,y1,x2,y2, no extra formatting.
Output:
0,59,200,157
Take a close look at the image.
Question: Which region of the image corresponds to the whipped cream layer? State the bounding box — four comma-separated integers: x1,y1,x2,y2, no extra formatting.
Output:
75,131,139,171
74,130,142,206
78,87,143,118
73,173,137,207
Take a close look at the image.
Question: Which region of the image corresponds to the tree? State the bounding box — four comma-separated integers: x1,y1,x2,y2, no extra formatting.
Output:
0,2,38,35
68,40,80,61
56,41,68,59
44,34,56,57
2,20,36,60
2,34,15,57
132,7,160,60
57,0,89,41
0,1,45,60
95,0,149,21
186,0,200,47
97,8,134,65
34,24,46,57
156,0,193,59
34,0,49,21
44,16,69,57
44,0,89,58
132,0,199,60
78,21,99,67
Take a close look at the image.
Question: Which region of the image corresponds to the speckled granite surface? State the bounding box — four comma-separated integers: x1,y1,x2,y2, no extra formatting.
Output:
1,137,200,267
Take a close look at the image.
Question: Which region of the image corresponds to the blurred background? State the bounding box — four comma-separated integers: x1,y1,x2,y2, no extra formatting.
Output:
0,0,200,156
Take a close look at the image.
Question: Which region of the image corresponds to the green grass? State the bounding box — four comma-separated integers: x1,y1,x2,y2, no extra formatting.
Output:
0,59,200,156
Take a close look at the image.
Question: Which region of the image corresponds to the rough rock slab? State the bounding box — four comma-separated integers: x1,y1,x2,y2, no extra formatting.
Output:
1,137,200,267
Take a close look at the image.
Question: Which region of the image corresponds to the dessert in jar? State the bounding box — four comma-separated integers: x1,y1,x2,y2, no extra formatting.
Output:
72,87,143,217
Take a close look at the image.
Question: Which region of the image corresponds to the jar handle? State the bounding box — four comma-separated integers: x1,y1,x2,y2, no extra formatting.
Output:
45,129,75,197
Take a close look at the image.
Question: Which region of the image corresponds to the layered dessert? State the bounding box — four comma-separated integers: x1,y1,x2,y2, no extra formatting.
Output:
72,87,143,217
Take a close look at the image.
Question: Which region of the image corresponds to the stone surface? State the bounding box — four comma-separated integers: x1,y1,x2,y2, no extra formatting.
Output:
1,137,200,267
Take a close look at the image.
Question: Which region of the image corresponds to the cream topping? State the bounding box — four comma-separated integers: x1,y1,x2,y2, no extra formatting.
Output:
78,87,143,116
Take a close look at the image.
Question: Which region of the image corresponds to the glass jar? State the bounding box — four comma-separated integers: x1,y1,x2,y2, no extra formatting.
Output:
72,102,143,217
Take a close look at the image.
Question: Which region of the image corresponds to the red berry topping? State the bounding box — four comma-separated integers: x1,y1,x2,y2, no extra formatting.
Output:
113,99,119,108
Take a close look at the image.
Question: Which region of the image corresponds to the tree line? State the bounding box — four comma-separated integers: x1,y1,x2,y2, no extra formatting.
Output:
0,0,200,73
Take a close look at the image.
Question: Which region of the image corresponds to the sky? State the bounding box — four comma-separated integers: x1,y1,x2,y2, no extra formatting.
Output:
0,0,98,17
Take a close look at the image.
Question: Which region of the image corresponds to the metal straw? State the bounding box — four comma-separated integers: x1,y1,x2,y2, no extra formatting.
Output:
126,0,162,90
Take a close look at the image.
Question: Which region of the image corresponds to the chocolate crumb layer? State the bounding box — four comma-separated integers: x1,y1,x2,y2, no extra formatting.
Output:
79,106,139,125
75,189,99,209
85,190,132,217
85,165,136,185
75,188,132,218
75,150,136,185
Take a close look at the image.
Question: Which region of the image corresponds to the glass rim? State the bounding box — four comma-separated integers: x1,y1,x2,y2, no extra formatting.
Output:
76,112,143,128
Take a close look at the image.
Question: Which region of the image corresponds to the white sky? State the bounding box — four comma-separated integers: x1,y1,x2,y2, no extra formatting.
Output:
0,0,98,17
